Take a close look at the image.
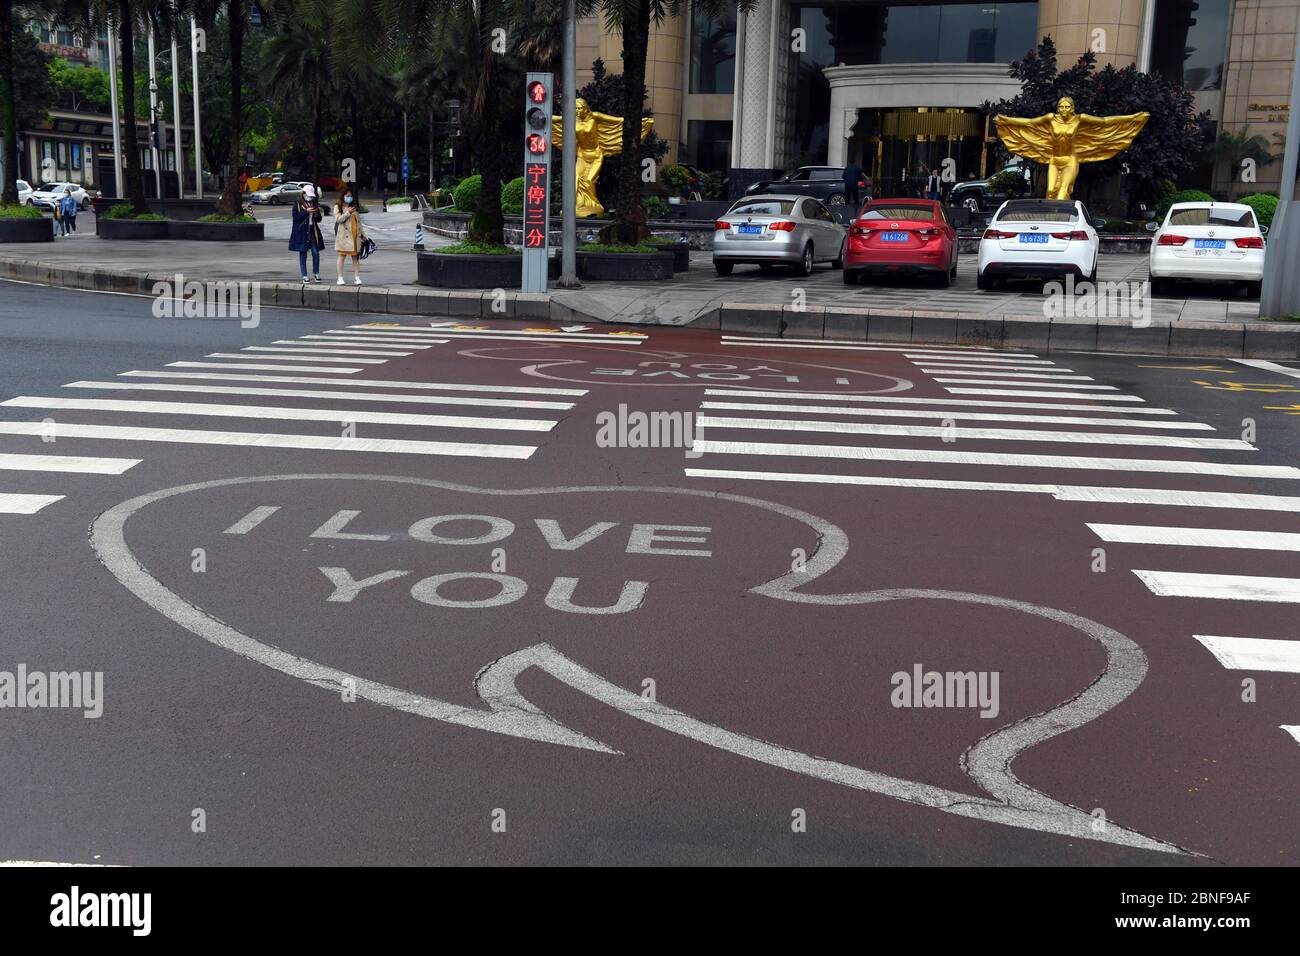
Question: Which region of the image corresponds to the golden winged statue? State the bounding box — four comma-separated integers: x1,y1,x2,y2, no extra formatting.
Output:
994,97,1149,200
552,98,654,218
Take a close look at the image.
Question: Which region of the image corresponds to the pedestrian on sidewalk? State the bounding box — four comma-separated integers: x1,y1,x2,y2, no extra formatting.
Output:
333,188,365,285
290,184,325,282
58,187,78,236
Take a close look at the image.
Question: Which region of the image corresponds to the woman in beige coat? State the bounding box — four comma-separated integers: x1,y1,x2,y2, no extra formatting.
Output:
334,188,365,284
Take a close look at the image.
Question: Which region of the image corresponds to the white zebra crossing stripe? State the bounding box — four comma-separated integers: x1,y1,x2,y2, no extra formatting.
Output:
1088,524,1300,551
0,422,536,458
683,468,1300,512
0,493,63,514
243,346,415,357
694,417,1250,449
1193,635,1300,673
65,381,575,410
206,352,387,365
705,388,1174,414
903,354,1054,365
722,335,1015,352
300,335,450,345
337,327,644,345
1,397,557,432
1133,570,1300,603
1283,726,1300,746
293,337,434,348
0,453,141,474
691,440,1294,478
167,362,362,374
936,378,1117,389
122,370,586,394
1235,359,1300,380
699,401,1212,430
946,388,1144,401
918,369,1093,380
718,340,1039,356
916,366,1081,376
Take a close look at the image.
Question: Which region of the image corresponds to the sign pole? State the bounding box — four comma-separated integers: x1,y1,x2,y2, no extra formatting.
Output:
522,73,554,294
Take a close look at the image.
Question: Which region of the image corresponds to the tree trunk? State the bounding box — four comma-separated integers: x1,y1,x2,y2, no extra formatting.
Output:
466,0,504,244
312,79,322,186
611,0,651,245
0,0,18,206
214,1,245,217
117,4,149,213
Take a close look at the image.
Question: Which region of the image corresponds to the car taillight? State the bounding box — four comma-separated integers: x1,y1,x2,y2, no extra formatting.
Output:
850,224,869,236
917,227,940,238
769,221,797,232
983,228,1013,239
1234,236,1264,248
1157,233,1187,246
714,220,730,230
1050,230,1089,240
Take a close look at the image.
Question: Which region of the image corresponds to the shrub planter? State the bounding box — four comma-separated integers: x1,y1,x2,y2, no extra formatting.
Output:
0,217,55,243
576,250,673,281
167,220,264,241
650,243,690,272
97,218,168,240
417,251,522,288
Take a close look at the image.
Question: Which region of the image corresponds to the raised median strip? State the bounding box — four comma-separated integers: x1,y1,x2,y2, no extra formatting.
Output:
1,255,1296,358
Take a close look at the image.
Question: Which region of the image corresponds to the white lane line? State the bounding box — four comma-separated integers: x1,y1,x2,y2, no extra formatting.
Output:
692,440,1296,478
1193,635,1300,673
166,362,362,374
122,370,586,395
1236,359,1300,380
699,401,1212,430
0,422,536,458
695,417,1250,449
683,468,1300,512
206,352,387,365
936,378,1117,389
946,388,1145,402
294,336,434,348
0,452,141,474
1134,570,1300,603
66,380,575,410
245,346,415,357
1283,726,1300,746
1088,523,1300,551
705,388,1175,414
2,397,556,432
919,369,1092,380
0,493,64,514
336,328,644,345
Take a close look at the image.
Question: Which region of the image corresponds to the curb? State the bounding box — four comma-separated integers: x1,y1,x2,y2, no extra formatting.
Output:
705,302,1300,359
3,255,1296,358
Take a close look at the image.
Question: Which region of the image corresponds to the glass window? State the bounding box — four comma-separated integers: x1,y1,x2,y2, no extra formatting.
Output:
1152,0,1230,91
689,1,736,94
686,120,732,174
997,200,1078,222
728,199,796,216
1168,207,1254,227
862,203,937,221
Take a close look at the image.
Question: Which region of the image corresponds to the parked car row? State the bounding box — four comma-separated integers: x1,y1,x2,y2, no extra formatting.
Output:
712,189,1268,298
10,180,91,213
249,181,315,205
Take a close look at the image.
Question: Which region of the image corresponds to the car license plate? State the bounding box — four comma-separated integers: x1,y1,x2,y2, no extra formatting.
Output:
1194,239,1226,249
738,225,762,235
880,232,908,242
1018,233,1049,244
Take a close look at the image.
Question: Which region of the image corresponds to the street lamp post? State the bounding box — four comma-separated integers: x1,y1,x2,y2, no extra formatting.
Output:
106,22,125,199
191,18,203,200
171,30,183,199
1259,24,1300,317
147,27,163,201
559,0,579,287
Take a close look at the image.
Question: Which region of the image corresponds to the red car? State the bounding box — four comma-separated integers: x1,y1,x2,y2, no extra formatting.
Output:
843,199,959,287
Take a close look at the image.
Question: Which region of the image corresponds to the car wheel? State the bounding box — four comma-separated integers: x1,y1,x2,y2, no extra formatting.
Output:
759,263,774,273
714,261,734,276
963,196,980,213
936,267,951,288
796,243,814,277
831,240,844,270
976,270,996,290
843,270,858,286
827,192,845,206
1243,280,1262,299
1149,276,1165,296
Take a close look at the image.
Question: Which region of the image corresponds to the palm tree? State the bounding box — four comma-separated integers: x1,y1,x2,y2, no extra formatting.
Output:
0,0,27,205
262,0,333,185
1212,129,1277,198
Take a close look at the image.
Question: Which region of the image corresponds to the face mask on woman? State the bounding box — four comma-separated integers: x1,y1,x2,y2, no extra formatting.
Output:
344,194,354,205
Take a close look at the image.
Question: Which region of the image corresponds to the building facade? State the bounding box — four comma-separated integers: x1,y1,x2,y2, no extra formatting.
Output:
577,0,1299,199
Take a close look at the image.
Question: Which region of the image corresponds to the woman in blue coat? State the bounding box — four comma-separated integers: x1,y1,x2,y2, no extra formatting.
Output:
59,187,78,236
289,184,325,281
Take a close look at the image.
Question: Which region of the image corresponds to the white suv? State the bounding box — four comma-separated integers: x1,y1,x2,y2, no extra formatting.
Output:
977,198,1101,290
1149,201,1265,298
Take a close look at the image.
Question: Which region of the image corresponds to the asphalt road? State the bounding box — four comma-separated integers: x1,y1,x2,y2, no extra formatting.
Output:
0,280,1296,866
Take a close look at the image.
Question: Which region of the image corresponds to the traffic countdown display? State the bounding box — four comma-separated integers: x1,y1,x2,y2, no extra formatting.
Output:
521,72,553,294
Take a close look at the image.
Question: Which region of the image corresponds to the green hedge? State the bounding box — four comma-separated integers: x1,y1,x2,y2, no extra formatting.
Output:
1155,188,1214,219
1239,193,1278,229
501,176,525,209
453,174,482,212
0,203,44,220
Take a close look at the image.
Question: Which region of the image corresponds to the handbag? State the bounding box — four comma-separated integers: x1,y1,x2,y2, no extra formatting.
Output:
359,236,377,260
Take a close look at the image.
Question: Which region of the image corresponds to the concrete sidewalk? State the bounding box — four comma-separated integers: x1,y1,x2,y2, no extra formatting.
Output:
1,226,1296,358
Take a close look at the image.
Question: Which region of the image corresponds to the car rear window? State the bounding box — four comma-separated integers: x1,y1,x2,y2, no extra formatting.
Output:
997,201,1077,222
1168,207,1254,228
861,204,934,221
729,200,795,216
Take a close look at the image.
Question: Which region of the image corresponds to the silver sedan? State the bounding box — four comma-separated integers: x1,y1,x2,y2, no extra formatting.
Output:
712,194,846,277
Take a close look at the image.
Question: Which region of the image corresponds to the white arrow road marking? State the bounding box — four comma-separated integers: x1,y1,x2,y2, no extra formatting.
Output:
1193,635,1300,673
1133,570,1300,603
89,474,1191,856
1089,524,1300,551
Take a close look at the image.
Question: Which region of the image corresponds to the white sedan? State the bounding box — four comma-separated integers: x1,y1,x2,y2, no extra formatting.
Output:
976,198,1102,290
14,179,33,205
29,181,89,210
1149,201,1265,298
